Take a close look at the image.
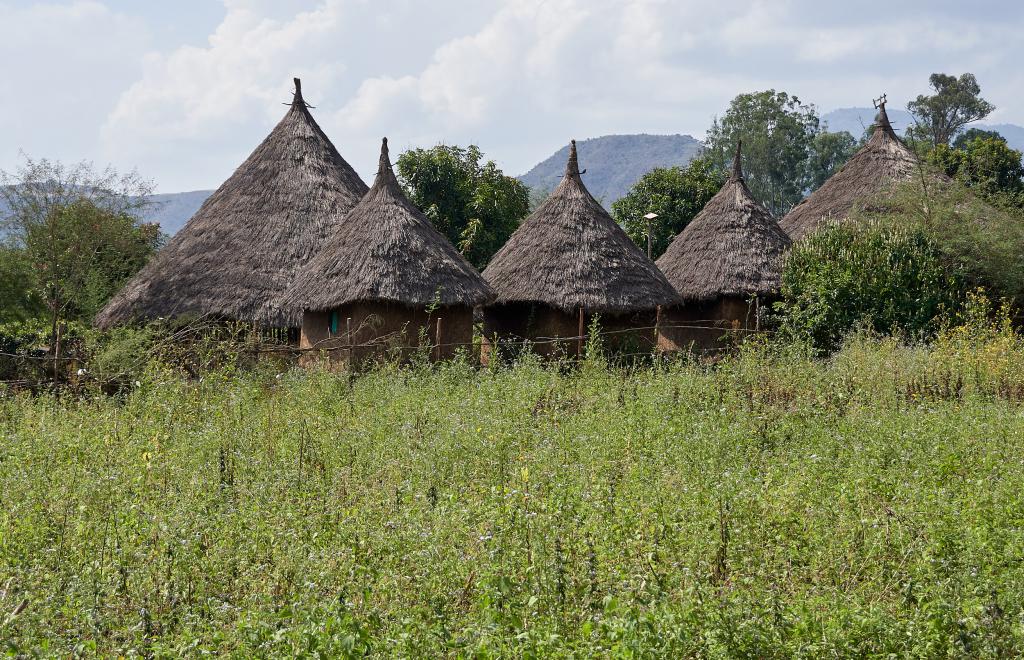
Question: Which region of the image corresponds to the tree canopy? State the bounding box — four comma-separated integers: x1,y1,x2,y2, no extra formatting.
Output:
927,135,1024,208
611,156,724,260
0,157,160,328
907,73,995,147
396,145,530,269
704,90,856,216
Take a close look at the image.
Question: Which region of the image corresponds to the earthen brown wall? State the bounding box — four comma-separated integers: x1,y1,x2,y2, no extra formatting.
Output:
300,302,474,368
481,303,659,362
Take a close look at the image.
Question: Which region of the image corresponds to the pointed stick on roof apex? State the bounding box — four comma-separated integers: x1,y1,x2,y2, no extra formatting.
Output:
565,139,580,178
731,140,743,180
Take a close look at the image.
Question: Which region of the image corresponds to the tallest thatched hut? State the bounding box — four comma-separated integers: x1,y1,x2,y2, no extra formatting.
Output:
481,140,679,358
95,78,368,330
780,101,919,241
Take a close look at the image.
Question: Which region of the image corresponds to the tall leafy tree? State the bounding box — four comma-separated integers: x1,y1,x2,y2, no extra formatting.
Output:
907,73,995,147
611,156,725,260
396,145,530,269
806,129,858,190
705,90,847,217
0,157,159,361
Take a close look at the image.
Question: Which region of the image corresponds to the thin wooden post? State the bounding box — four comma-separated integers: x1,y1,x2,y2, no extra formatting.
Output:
434,317,443,361
654,305,662,353
577,306,585,357
346,317,353,365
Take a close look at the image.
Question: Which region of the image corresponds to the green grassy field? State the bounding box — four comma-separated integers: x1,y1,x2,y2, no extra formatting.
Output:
3,327,1024,657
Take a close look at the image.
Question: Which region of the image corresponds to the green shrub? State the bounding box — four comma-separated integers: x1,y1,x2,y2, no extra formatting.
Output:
775,219,968,352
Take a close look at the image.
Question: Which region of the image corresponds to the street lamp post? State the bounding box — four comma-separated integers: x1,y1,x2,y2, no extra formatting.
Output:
643,212,659,259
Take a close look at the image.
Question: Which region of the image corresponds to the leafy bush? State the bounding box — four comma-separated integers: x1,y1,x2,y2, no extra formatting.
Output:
775,219,968,352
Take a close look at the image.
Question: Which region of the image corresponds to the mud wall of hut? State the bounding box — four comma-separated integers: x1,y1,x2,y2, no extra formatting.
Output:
300,302,474,367
482,303,659,361
658,297,764,352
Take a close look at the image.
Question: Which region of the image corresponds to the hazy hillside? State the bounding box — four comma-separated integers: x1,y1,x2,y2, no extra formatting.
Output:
518,134,703,206
140,190,212,234
822,107,1024,153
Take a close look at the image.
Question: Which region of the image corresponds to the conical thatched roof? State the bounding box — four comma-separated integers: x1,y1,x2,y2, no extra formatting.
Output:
780,103,919,241
482,140,678,313
95,78,369,329
286,138,493,312
657,142,791,302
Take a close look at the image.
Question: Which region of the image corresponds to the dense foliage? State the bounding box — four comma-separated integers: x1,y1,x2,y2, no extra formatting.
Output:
775,219,967,352
0,158,159,328
907,73,995,147
704,90,856,216
396,145,530,269
3,321,1024,656
611,157,725,259
927,135,1024,208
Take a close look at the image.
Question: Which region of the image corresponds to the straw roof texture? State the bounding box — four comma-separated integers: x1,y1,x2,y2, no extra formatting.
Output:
657,143,791,302
780,104,919,241
95,78,368,329
482,141,679,313
286,138,493,312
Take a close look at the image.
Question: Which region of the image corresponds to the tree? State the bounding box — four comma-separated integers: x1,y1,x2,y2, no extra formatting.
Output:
907,73,995,147
775,219,967,353
705,90,826,217
0,242,42,324
953,128,1005,150
0,157,159,369
805,129,858,190
927,136,1024,207
611,156,725,260
396,145,530,269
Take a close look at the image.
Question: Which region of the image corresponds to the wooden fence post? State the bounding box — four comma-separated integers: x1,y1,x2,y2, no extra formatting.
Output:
577,306,585,357
434,317,443,361
346,317,353,366
655,305,663,353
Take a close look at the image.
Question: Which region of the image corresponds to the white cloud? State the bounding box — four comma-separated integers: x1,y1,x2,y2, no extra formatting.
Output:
31,0,1018,191
0,1,149,171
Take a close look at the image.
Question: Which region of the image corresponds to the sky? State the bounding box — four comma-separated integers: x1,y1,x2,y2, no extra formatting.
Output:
2,0,1022,192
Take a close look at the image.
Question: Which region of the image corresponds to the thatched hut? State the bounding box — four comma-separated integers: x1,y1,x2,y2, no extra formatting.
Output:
656,142,791,351
481,140,679,359
95,78,368,330
285,138,493,366
780,102,919,241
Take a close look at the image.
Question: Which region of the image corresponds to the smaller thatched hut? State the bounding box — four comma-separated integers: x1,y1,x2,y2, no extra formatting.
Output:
285,138,493,366
781,101,919,241
656,142,791,351
481,140,679,359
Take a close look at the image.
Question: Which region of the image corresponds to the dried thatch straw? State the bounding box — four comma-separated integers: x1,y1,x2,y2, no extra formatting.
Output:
780,104,920,241
656,142,791,302
95,78,368,329
286,138,493,311
482,140,678,313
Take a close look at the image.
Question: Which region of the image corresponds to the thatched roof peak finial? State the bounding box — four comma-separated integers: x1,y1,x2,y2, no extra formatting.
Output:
731,140,744,181
292,77,305,106
375,137,398,185
565,140,580,179
873,93,894,135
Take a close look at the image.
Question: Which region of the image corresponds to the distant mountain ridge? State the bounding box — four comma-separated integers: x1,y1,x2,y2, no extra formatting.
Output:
822,107,1024,154
15,113,1022,238
140,190,213,235
517,134,704,207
